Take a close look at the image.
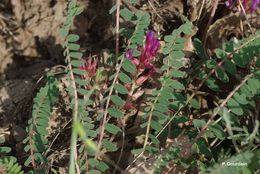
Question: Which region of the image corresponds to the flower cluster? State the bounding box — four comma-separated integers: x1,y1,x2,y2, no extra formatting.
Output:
225,0,260,13
126,31,160,73
80,58,97,78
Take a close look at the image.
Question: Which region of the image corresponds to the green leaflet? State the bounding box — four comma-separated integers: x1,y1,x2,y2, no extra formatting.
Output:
118,72,132,83
60,29,69,38
67,34,80,42
193,119,206,128
127,0,139,4
96,161,109,172
191,98,201,109
110,95,125,106
122,58,136,73
88,158,98,167
70,52,83,59
72,68,86,75
224,59,237,75
0,147,11,153
150,120,163,132
109,4,117,14
169,79,185,90
149,134,160,145
77,88,91,96
215,67,229,83
170,69,186,78
89,170,102,174
102,139,118,152
107,108,124,118
120,8,134,21
233,93,249,105
227,98,244,116
105,123,121,135
207,77,220,92
75,78,89,86
209,124,225,140
71,60,84,67
68,43,80,51
114,83,129,94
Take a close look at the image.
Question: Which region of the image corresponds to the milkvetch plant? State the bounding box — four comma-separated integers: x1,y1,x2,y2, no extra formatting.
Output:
1,0,258,173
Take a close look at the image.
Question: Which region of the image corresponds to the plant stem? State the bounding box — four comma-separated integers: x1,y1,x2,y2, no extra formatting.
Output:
66,44,80,174
95,0,122,159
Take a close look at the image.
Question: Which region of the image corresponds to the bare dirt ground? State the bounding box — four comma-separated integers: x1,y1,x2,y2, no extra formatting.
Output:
0,0,114,123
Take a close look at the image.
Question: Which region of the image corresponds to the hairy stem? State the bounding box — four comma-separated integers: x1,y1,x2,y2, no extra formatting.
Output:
66,44,80,174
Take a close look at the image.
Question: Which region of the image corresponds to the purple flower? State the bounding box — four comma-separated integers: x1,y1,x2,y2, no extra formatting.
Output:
126,30,160,71
80,58,97,77
125,48,140,66
225,0,248,9
225,0,259,13
251,0,260,11
125,48,134,59
144,31,160,58
225,0,237,7
141,31,160,69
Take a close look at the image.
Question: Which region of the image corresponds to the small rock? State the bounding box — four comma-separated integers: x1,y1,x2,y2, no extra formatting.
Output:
11,124,27,142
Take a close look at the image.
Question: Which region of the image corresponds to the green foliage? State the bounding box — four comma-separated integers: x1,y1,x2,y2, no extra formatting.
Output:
226,73,260,117
186,31,260,173
102,1,260,171
138,20,193,154
147,29,259,173
61,0,101,173
154,146,181,173
19,0,259,173
0,137,24,174
23,73,59,170
96,1,152,161
0,157,24,174
196,31,260,92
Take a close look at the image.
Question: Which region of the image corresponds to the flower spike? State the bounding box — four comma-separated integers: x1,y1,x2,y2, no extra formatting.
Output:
126,30,160,72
